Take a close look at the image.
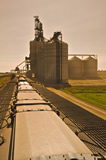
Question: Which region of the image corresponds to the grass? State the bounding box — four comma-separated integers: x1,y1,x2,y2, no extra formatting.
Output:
60,86,106,110
0,77,10,88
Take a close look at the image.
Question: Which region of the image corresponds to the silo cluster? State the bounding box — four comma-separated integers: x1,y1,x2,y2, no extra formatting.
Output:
68,55,98,79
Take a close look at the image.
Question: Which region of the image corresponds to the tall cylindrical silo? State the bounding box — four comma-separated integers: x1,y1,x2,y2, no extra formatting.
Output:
68,56,84,79
83,56,98,78
30,41,44,79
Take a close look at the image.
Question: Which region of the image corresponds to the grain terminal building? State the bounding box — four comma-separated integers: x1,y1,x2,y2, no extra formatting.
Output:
29,16,68,84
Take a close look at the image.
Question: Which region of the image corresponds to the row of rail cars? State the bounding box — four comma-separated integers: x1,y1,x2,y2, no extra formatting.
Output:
9,76,103,160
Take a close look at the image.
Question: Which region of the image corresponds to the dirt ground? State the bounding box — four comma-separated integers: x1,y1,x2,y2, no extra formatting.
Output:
68,71,106,86
68,79,106,86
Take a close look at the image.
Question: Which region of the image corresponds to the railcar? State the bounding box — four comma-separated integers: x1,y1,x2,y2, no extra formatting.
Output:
9,76,101,160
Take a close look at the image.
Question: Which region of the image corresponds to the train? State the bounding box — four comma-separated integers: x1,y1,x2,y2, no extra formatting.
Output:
9,76,102,160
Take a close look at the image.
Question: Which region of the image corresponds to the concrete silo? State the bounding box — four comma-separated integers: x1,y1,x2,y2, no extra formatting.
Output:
30,41,44,79
43,40,68,83
43,41,57,83
68,56,84,79
83,56,98,78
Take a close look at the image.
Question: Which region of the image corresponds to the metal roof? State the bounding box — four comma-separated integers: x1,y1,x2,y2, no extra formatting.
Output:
17,91,42,100
18,84,34,90
14,111,92,160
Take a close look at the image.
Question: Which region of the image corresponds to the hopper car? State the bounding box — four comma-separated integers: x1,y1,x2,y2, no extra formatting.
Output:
8,76,103,160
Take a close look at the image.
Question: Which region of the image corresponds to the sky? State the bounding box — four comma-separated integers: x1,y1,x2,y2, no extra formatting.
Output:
0,0,106,72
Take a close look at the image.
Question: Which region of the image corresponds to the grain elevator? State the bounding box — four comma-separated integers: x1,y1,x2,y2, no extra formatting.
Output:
29,16,68,84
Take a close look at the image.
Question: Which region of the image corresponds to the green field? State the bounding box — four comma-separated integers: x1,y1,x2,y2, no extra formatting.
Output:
61,86,106,110
0,77,10,88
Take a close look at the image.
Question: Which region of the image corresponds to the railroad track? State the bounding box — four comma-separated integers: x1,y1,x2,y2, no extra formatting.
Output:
0,81,17,127
30,82,106,156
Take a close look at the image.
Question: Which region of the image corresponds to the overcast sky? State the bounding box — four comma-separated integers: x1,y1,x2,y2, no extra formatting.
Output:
0,0,106,72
